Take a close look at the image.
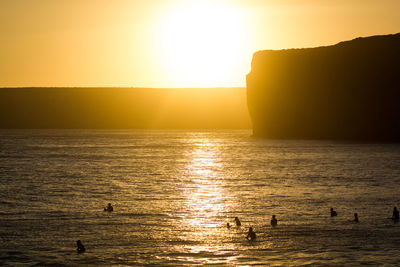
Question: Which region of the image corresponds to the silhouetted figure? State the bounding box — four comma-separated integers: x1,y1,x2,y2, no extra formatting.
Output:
330,208,337,217
77,240,85,253
104,203,113,212
393,207,399,221
246,227,256,241
270,215,278,227
354,213,359,222
234,217,241,227
227,222,231,229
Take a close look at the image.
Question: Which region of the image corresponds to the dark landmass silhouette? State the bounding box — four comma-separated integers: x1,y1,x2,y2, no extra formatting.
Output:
247,33,400,141
0,87,250,129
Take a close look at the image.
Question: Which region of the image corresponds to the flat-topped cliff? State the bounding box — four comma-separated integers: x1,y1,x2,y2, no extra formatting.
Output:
247,33,400,140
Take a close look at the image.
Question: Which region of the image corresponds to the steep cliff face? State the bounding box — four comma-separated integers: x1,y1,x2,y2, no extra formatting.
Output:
246,33,400,140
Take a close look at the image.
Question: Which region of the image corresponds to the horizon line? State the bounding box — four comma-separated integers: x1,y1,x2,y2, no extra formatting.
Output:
0,86,246,89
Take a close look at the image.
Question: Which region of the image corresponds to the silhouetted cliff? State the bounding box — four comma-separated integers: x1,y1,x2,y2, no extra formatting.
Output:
247,33,400,141
0,87,250,129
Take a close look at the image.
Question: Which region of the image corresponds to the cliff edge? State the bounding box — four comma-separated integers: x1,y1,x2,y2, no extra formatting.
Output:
247,33,400,140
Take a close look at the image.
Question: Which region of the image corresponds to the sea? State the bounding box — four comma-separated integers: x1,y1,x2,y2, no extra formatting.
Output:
1,129,400,266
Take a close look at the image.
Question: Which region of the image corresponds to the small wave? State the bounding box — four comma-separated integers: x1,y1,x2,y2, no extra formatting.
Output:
0,200,14,205
0,211,27,216
119,212,170,218
31,262,69,267
166,240,202,246
0,251,31,264
165,250,234,260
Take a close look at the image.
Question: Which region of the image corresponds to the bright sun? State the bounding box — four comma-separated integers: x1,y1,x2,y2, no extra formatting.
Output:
156,1,250,87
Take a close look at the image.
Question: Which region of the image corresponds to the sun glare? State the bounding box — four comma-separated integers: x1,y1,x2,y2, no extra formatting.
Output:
156,1,250,87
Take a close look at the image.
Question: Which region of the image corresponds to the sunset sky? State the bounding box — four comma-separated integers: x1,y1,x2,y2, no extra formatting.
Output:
1,0,399,88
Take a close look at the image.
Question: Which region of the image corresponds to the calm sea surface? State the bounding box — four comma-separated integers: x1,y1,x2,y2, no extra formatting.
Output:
1,130,400,266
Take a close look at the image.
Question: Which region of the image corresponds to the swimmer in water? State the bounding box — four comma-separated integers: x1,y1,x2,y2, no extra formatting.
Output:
76,240,85,253
393,207,399,221
246,227,256,241
330,208,337,217
271,215,278,227
354,213,359,222
104,203,113,212
234,217,241,227
227,222,231,229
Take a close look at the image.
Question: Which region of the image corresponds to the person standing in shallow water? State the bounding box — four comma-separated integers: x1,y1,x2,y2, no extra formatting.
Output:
235,217,241,227
77,240,85,253
393,207,399,221
246,227,256,241
330,208,337,217
271,215,278,227
354,213,359,222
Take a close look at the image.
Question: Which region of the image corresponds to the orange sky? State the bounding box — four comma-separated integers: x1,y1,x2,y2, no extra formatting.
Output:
1,0,399,88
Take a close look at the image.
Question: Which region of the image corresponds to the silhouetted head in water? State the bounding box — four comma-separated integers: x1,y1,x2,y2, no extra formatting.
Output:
77,240,85,253
227,222,231,229
354,213,359,222
104,203,113,212
234,217,241,227
393,207,399,220
246,227,256,241
330,208,337,217
271,215,278,226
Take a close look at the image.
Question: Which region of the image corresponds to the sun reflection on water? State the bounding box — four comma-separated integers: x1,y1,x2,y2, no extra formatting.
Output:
174,137,240,261
183,139,225,227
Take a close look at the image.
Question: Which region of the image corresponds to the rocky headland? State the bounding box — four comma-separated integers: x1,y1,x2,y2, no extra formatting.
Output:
247,33,400,141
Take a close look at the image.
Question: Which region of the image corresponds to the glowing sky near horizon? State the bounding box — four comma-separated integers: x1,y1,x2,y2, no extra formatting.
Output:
0,0,399,88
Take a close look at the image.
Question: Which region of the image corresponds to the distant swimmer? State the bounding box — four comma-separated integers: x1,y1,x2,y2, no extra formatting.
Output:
330,208,338,217
270,215,278,227
235,217,241,227
393,207,399,221
104,203,113,212
77,240,85,253
354,213,359,222
246,227,256,241
227,222,231,229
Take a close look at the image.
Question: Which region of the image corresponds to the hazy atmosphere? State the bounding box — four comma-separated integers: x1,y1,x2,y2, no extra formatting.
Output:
1,0,399,87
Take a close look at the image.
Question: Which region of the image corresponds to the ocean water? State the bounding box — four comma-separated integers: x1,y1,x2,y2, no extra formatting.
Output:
1,129,400,266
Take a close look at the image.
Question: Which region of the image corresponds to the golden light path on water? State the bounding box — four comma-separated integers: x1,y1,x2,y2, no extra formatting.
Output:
173,136,241,264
